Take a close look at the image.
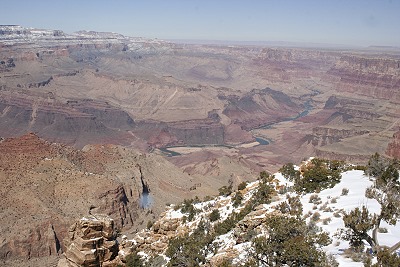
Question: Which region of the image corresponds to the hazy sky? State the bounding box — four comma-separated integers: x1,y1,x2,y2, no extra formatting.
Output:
2,0,400,46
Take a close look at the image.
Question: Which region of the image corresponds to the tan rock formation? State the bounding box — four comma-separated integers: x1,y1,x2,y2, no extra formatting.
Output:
58,215,119,267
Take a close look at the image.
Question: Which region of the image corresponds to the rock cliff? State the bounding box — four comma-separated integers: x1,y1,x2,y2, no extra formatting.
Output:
0,133,197,264
221,88,303,130
386,130,400,159
327,55,400,102
0,91,136,147
58,215,119,267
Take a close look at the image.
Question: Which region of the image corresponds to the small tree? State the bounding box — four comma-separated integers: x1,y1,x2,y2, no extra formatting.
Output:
209,209,221,222
279,162,300,183
249,171,276,207
340,154,400,254
275,194,303,218
219,179,233,197
251,215,331,266
340,206,377,249
365,158,400,252
237,181,247,191
180,199,199,222
364,153,388,178
232,191,243,207
364,248,400,267
299,158,342,193
125,251,144,267
287,158,343,193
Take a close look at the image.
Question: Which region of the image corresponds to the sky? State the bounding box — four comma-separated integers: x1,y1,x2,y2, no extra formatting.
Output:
1,0,400,47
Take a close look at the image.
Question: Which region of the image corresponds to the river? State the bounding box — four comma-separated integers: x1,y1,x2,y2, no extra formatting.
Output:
159,92,317,157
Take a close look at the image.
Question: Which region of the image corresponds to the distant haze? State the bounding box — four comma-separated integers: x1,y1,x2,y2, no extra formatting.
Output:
2,0,400,47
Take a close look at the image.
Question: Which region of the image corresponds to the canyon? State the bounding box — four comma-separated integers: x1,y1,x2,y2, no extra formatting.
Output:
1,25,400,265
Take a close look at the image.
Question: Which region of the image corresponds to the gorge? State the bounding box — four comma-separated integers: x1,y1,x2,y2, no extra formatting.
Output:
0,25,400,266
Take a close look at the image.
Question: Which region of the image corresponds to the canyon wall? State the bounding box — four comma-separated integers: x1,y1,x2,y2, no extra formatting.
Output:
327,55,400,102
0,134,195,262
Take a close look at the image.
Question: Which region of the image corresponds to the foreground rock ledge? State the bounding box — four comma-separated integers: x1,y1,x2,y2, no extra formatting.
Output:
58,215,119,267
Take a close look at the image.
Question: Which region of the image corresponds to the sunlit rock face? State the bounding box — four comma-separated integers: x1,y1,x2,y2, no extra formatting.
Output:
58,215,119,267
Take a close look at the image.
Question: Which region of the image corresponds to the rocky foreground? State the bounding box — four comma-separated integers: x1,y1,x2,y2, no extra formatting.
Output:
57,159,400,267
0,133,222,266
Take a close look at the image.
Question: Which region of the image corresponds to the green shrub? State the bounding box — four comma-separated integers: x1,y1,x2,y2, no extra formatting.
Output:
209,209,221,222
216,258,234,267
333,211,341,218
279,162,300,182
253,172,275,205
310,212,321,222
322,217,332,225
251,215,330,266
214,214,237,235
275,195,303,217
166,221,215,266
232,191,243,207
125,251,143,267
180,198,199,222
377,227,388,233
295,158,343,193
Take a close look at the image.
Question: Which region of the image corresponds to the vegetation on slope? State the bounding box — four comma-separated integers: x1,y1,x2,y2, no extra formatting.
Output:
337,153,400,265
123,156,400,267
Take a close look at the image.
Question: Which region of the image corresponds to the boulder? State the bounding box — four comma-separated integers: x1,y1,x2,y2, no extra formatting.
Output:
58,215,118,267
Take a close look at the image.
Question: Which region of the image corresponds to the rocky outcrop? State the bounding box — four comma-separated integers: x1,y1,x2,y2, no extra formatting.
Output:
58,215,119,267
0,133,196,264
0,58,16,72
0,221,62,260
323,96,381,120
68,99,135,131
167,119,224,145
386,131,400,159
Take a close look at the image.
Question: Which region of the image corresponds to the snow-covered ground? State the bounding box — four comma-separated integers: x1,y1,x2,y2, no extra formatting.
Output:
134,169,400,266
277,170,400,266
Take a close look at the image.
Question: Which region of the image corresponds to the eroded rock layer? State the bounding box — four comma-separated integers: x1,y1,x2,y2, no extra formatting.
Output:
1,25,399,164
59,215,118,267
0,133,200,263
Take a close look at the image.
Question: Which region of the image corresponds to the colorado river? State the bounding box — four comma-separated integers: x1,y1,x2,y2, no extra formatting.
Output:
159,91,318,156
